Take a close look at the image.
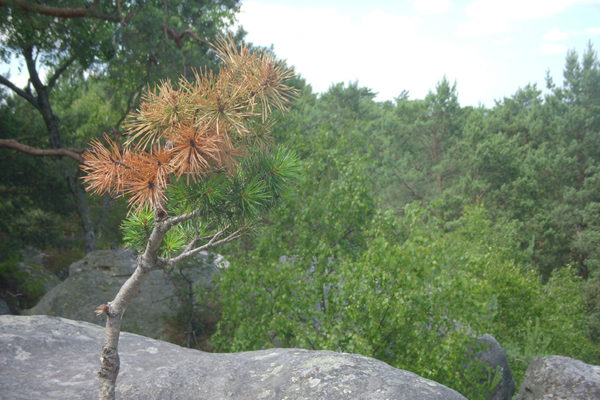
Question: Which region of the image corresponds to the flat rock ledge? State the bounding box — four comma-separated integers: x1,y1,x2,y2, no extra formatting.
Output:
0,315,466,400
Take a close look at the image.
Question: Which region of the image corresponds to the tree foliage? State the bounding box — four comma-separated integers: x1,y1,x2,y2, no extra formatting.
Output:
205,44,600,398
0,0,241,251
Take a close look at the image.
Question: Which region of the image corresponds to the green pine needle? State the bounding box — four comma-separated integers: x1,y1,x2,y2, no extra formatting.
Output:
121,206,154,251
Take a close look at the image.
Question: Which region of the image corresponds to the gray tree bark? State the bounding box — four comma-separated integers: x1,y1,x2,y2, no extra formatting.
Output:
96,209,244,399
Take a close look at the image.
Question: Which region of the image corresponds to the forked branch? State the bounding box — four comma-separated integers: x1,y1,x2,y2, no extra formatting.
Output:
0,75,38,109
160,225,246,267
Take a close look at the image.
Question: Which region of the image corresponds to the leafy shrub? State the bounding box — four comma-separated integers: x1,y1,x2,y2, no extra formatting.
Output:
209,204,597,398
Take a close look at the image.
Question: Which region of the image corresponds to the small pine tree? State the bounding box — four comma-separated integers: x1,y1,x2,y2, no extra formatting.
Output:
80,38,299,400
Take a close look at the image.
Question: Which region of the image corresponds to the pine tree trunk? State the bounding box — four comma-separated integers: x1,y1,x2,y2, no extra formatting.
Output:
98,213,167,400
98,264,152,399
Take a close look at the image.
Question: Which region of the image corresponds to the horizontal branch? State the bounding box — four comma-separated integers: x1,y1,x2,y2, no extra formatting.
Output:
159,225,246,267
0,0,122,22
0,139,83,162
0,75,38,109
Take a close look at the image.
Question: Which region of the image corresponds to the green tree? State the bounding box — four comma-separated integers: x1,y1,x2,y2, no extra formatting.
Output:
382,77,466,208
212,204,598,398
0,0,240,251
418,77,463,193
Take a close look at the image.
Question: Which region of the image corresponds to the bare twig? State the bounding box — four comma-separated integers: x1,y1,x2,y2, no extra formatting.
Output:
116,0,124,23
160,226,246,267
179,229,220,256
114,78,147,132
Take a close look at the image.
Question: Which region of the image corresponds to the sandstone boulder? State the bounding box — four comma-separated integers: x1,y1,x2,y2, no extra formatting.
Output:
474,334,515,400
0,315,467,400
25,248,221,340
515,355,600,400
0,299,10,315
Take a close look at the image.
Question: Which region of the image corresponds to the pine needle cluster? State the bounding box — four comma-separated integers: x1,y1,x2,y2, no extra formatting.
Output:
81,38,296,212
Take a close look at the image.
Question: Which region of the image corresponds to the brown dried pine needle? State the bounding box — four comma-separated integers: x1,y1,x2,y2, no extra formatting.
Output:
81,38,296,212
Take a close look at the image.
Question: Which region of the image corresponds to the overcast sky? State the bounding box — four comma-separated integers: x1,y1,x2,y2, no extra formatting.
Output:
236,0,600,106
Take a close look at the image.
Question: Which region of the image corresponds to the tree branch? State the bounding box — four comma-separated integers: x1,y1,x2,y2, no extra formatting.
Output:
179,228,222,257
160,226,246,267
116,0,125,23
163,26,211,49
23,45,44,91
0,139,83,162
0,0,122,22
47,54,77,91
402,179,424,200
163,209,203,229
114,80,146,132
392,166,425,200
158,0,209,49
0,75,39,109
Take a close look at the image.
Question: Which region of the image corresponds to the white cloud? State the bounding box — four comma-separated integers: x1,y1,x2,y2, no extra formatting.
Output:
540,42,567,55
237,2,356,89
493,37,516,46
458,17,508,36
237,2,428,96
413,0,452,15
458,0,578,36
543,28,569,41
587,27,600,35
237,1,496,105
364,9,423,30
465,0,576,21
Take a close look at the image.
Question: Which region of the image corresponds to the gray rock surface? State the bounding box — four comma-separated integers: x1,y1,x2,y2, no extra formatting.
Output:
0,299,10,315
475,334,515,400
0,315,467,400
515,355,600,400
25,248,221,340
